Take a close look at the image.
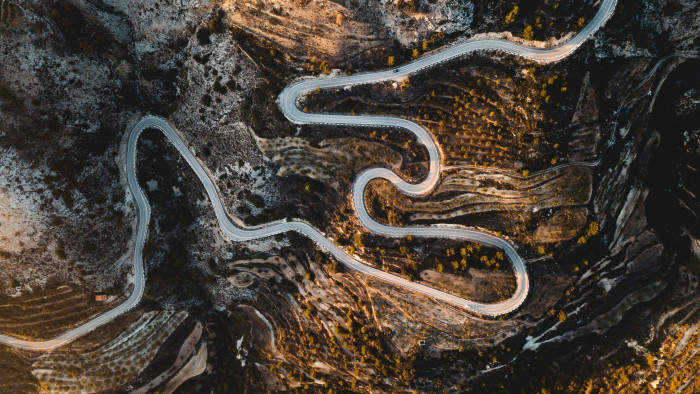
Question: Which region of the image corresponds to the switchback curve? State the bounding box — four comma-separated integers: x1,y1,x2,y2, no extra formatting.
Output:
0,0,615,350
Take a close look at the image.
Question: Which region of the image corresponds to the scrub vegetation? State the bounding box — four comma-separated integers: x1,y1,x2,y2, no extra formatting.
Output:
32,310,188,393
0,285,114,341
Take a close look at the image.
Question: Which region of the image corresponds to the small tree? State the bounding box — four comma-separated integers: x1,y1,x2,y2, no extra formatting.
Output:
387,56,395,67
523,26,534,40
354,233,365,248
504,6,519,25
558,310,567,322
645,354,654,368
587,222,600,236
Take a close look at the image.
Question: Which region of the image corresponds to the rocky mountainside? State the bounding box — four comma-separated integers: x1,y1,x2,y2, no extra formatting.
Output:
0,0,698,392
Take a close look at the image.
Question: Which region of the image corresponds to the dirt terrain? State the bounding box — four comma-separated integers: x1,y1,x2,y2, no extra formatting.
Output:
0,0,699,391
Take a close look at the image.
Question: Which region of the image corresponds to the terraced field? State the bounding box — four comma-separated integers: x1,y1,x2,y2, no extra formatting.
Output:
0,0,22,25
296,57,598,244
370,165,592,221
0,347,38,393
0,286,113,341
302,62,581,171
31,310,188,393
256,135,404,189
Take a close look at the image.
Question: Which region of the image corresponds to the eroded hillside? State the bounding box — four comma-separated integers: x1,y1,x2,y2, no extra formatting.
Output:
0,0,698,391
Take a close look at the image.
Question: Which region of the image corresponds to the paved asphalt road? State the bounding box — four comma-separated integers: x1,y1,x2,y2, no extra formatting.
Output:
0,0,615,350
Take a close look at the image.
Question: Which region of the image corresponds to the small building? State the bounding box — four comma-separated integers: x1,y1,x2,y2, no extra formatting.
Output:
418,339,427,346
94,294,107,302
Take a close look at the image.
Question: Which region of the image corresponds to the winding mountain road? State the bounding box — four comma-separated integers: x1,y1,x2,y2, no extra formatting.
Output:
0,0,615,351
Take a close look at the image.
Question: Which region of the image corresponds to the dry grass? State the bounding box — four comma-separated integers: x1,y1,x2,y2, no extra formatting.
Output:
419,268,516,303
222,0,387,62
0,285,113,341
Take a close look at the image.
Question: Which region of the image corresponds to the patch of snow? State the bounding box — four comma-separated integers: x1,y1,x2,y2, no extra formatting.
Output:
650,378,660,389
241,237,288,253
598,277,617,292
376,0,473,46
689,234,700,258
236,335,248,366
522,320,562,353
568,304,586,318
625,339,650,355
472,30,575,49
313,360,331,371
674,323,699,356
